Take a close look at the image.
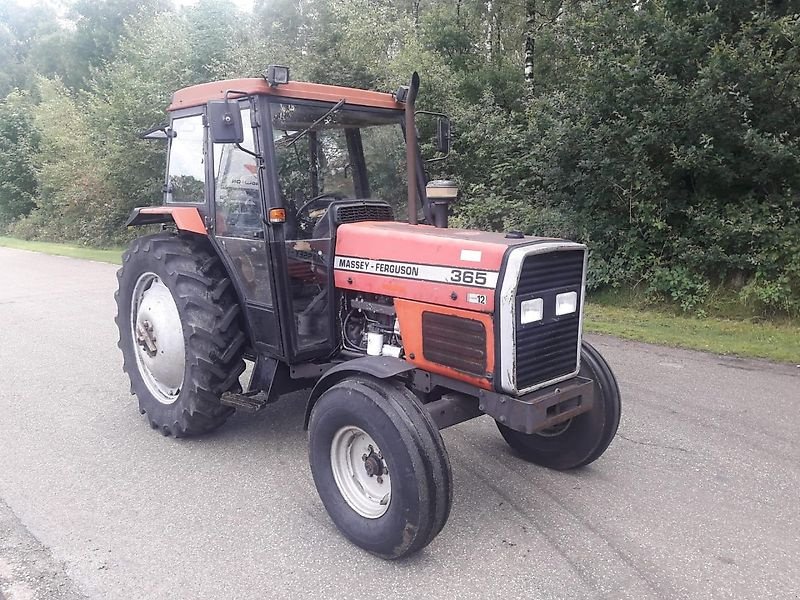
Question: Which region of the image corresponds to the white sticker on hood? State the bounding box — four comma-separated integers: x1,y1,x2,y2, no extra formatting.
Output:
460,249,482,262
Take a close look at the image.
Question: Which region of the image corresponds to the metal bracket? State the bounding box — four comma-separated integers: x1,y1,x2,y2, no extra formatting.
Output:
478,376,594,434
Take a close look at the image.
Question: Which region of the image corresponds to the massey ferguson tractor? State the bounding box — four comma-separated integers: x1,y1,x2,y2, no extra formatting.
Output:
116,66,621,559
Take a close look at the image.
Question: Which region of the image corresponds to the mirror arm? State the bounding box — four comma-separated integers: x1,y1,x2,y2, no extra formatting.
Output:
235,142,259,159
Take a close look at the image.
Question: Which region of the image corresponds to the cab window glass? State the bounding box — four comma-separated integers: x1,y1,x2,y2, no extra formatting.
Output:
166,115,205,203
213,108,261,237
270,102,405,240
361,125,406,215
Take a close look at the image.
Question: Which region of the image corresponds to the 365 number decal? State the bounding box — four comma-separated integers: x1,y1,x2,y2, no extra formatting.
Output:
450,269,488,286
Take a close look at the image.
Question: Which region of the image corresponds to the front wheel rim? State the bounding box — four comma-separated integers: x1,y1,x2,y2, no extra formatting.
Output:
330,426,391,519
130,272,186,405
537,418,572,437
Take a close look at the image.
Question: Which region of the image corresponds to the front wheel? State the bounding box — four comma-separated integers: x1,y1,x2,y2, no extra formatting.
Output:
308,377,452,559
497,340,621,470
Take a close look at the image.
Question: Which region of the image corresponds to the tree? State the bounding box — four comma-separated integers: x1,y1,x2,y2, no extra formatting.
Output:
0,91,38,227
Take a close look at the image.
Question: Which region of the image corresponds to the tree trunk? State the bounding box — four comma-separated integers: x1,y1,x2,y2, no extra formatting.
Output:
485,1,494,60
525,0,536,96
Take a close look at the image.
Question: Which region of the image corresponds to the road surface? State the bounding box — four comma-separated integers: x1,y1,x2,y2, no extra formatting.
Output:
0,246,798,600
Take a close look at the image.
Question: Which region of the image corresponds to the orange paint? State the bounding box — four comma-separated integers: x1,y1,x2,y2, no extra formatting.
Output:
333,221,549,313
394,298,495,390
138,207,206,235
168,78,403,112
337,221,516,272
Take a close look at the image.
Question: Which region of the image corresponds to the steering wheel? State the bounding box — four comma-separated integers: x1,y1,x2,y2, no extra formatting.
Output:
295,193,344,221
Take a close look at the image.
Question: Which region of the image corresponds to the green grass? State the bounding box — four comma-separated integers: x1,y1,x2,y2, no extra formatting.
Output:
1,235,797,363
0,236,123,264
585,303,799,363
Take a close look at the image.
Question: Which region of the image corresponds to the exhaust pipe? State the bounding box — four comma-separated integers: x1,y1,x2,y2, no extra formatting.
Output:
404,72,420,225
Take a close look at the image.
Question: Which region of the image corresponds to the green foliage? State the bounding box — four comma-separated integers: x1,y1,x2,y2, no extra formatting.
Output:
0,0,798,316
11,78,119,244
0,91,39,228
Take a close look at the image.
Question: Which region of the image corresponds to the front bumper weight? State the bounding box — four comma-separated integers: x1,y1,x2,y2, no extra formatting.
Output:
478,376,595,434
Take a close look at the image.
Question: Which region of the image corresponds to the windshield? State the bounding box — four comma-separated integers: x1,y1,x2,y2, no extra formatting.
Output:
271,102,407,238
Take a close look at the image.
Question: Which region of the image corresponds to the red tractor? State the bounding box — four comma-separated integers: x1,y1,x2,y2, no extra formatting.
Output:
116,66,621,559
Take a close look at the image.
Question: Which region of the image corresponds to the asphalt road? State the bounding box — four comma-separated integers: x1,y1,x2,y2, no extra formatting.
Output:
0,246,798,600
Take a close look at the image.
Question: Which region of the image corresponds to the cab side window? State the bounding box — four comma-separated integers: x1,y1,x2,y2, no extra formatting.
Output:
213,108,261,237
166,115,205,203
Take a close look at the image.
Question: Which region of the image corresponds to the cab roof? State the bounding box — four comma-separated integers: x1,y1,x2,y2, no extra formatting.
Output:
168,78,403,112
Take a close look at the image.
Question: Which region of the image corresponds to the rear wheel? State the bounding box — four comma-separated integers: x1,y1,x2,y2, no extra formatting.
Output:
497,341,621,470
115,232,246,437
308,377,452,559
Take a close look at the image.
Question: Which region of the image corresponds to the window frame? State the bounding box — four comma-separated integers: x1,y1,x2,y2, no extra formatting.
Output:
208,100,263,239
263,98,407,213
164,108,208,206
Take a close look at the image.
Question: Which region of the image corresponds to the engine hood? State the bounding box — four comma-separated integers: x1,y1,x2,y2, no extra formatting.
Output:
333,221,562,312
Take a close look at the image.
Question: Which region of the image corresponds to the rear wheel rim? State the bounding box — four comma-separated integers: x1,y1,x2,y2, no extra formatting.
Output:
330,426,391,519
130,272,185,405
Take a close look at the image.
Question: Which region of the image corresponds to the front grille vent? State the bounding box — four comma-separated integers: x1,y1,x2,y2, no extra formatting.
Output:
334,202,393,225
514,248,584,391
517,250,583,296
422,312,487,376
515,318,580,390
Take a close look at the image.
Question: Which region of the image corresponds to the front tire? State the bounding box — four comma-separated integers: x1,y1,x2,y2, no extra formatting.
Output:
308,377,452,559
115,232,246,437
497,341,621,470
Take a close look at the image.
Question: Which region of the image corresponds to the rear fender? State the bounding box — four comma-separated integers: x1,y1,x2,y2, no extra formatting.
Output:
126,206,207,235
303,356,415,429
125,207,263,353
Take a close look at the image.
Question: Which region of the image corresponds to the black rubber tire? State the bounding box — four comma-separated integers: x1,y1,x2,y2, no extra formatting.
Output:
308,377,452,559
497,340,621,470
115,232,246,437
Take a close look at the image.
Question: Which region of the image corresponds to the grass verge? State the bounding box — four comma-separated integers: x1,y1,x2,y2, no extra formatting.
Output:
1,236,796,363
0,236,122,264
585,303,799,364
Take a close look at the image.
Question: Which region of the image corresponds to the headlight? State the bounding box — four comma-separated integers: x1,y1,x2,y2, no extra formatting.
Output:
520,298,543,324
555,291,578,316
265,65,290,86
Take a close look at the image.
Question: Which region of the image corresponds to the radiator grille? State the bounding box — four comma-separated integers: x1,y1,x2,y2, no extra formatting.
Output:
517,249,584,296
514,249,584,391
422,312,487,376
334,203,393,225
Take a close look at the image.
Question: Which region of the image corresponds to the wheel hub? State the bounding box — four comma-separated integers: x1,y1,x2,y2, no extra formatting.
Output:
135,319,158,357
331,427,391,519
362,446,387,483
130,272,186,405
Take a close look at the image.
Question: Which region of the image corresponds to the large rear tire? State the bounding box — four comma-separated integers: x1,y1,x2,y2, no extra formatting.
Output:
497,340,621,470
308,377,452,559
115,232,246,437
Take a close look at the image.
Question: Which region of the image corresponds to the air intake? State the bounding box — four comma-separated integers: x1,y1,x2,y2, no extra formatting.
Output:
333,202,394,225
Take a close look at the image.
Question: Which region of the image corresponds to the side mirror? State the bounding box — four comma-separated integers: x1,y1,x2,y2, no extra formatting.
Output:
207,99,244,144
436,117,451,155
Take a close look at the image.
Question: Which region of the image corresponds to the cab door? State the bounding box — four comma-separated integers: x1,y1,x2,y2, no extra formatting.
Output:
209,101,283,356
